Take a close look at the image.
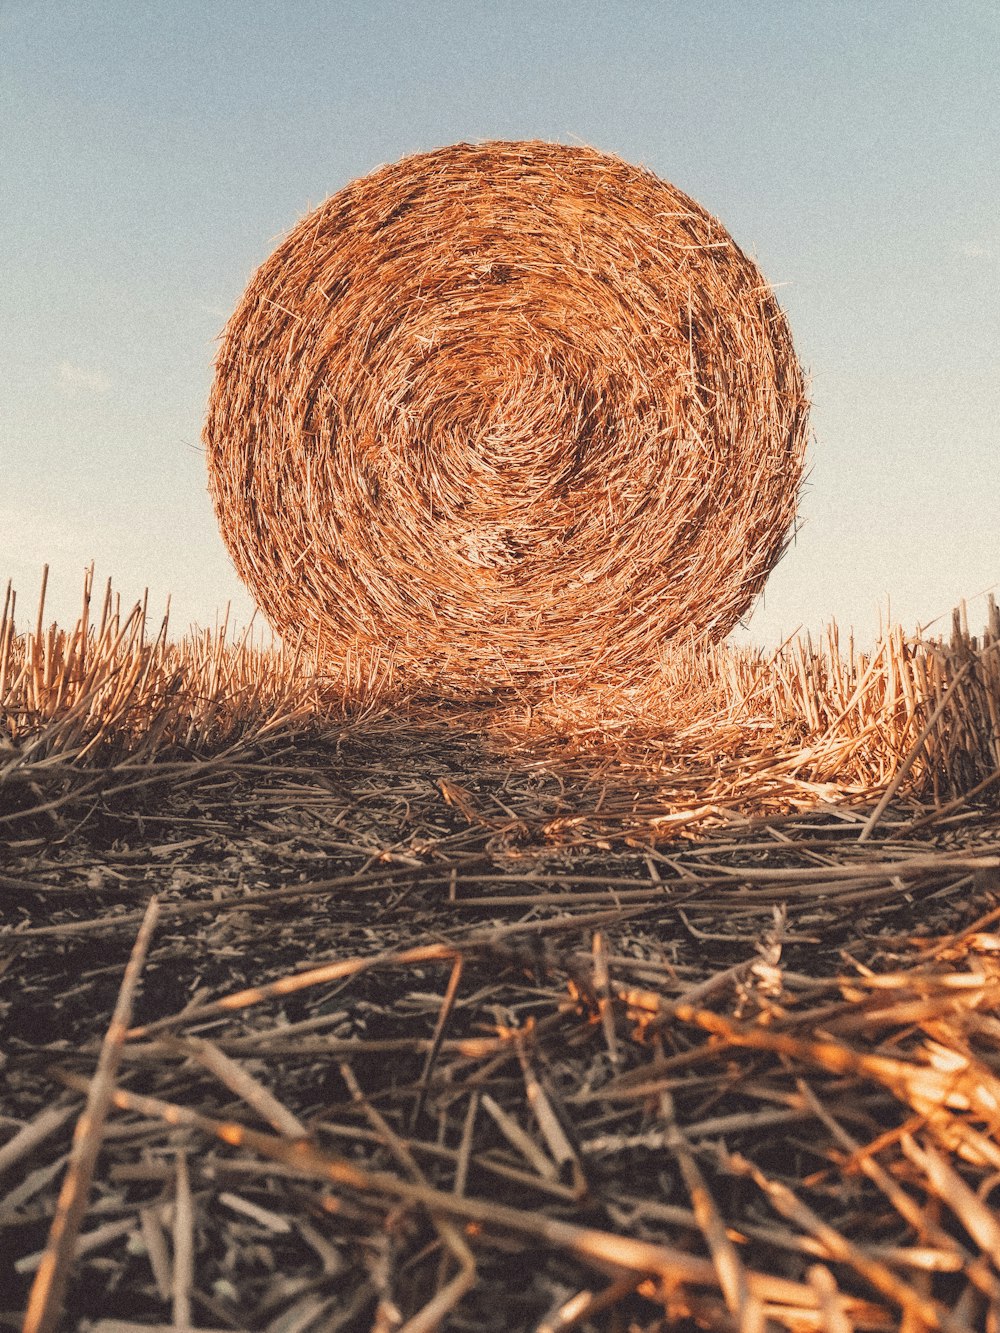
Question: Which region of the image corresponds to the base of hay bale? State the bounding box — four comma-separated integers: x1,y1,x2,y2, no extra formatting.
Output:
205,140,808,685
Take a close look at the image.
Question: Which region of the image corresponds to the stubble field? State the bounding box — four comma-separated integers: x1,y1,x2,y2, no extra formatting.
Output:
2,571,1000,1332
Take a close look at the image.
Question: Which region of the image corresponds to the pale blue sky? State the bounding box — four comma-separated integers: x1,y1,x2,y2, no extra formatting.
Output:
2,0,998,645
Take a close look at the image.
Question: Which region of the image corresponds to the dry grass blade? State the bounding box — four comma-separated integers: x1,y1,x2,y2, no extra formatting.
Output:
339,1063,477,1333
535,1275,647,1333
795,1079,1000,1303
138,1207,172,1303
0,1103,78,1180
409,954,464,1132
85,1326,252,1333
899,1134,1000,1260
171,1150,194,1329
590,929,620,1067
479,1093,559,1182
516,1036,578,1171
128,941,461,1038
166,1035,307,1137
50,1074,889,1320
806,1266,854,1333
21,896,160,1333
858,652,989,842
661,1089,764,1330
724,1151,971,1333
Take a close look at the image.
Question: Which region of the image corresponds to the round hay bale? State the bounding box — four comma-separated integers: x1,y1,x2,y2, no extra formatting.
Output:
205,140,808,686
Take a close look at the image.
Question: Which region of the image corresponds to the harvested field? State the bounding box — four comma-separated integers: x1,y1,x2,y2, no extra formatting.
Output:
3,574,1000,1331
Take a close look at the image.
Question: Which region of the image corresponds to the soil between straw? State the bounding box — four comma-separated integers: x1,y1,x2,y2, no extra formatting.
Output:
2,723,1000,1331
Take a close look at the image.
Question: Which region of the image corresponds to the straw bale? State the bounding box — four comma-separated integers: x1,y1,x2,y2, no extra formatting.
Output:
204,140,808,685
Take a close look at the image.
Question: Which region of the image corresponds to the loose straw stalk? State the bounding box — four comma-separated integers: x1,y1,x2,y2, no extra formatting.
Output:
22,898,160,1333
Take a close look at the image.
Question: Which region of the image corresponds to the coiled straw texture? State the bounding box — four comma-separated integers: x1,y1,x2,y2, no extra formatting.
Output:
205,140,808,686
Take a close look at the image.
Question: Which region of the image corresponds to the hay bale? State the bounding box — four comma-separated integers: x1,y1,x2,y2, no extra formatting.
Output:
205,140,808,686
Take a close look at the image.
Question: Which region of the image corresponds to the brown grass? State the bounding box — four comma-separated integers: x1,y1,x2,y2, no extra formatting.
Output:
3,571,1000,1330
3,569,998,836
204,140,809,688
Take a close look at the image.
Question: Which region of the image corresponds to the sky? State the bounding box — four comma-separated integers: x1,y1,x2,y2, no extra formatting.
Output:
2,0,998,648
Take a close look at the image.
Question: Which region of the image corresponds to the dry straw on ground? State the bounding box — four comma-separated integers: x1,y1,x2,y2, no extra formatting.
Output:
205,140,808,686
3,572,999,829
4,574,1000,1330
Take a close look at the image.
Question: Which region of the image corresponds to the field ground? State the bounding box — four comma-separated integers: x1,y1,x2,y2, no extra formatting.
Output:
2,580,1000,1331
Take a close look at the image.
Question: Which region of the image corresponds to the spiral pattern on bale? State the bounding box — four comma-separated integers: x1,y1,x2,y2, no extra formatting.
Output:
205,140,808,685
